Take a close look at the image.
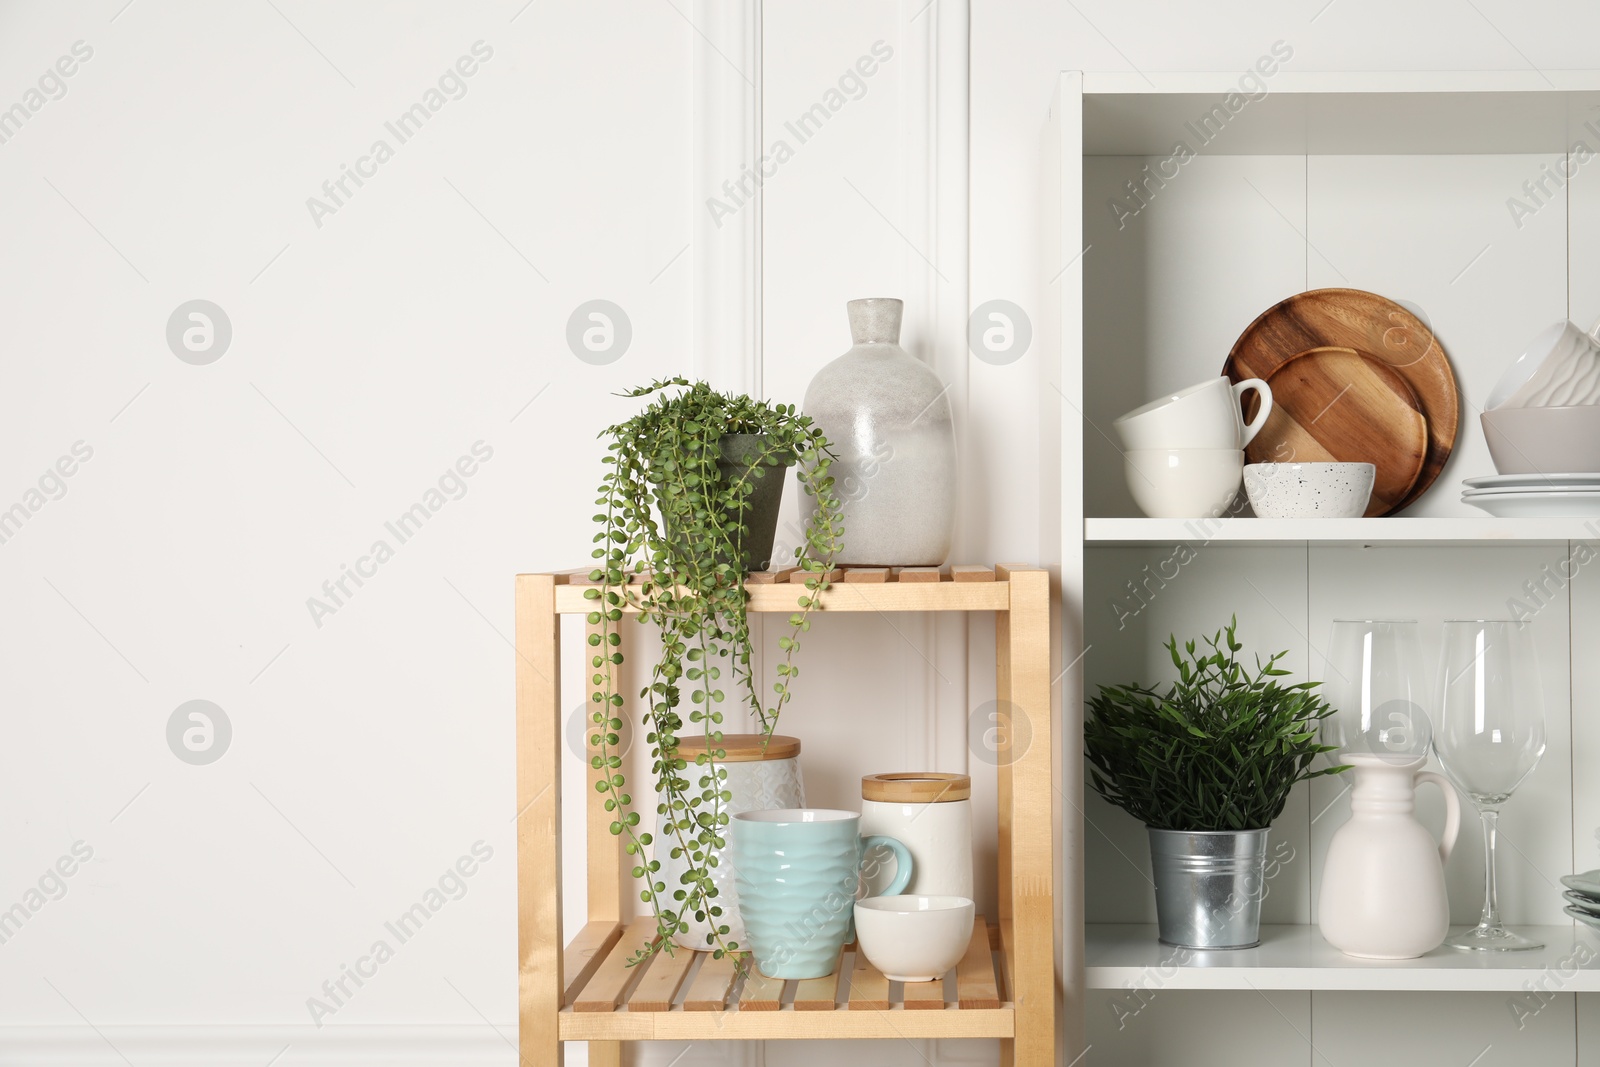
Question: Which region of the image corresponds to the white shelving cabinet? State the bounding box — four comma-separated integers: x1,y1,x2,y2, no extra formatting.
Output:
1049,71,1600,1066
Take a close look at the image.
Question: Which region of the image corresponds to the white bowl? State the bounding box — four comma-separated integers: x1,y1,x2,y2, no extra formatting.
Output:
1489,321,1600,410
1123,449,1243,519
1481,406,1600,475
1243,462,1376,519
853,895,974,983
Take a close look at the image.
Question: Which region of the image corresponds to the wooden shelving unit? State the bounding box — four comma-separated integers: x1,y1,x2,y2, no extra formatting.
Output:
515,564,1056,1065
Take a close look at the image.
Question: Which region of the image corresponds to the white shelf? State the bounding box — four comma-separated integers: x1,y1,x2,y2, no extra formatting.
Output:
1087,924,1600,992
1085,517,1600,547
1080,74,1600,155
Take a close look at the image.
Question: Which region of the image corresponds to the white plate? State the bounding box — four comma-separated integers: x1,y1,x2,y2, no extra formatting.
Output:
1463,490,1600,517
1464,473,1600,491
1567,906,1600,932
1564,889,1600,914
1564,870,1600,896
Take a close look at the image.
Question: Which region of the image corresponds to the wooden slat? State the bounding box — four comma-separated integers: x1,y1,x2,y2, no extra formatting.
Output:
848,952,890,1012
951,564,996,582
841,567,890,583
738,966,785,1011
902,975,949,1010
682,953,738,1011
956,918,1001,1009
745,567,798,584
560,1006,1015,1041
562,921,623,1006
573,920,656,1012
556,581,1009,614
792,948,846,1010
516,574,562,1066
894,566,945,582
787,567,844,584
627,944,695,1012
996,565,1056,1067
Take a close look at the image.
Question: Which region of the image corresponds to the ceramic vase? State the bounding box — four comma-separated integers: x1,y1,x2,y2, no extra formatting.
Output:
801,298,956,566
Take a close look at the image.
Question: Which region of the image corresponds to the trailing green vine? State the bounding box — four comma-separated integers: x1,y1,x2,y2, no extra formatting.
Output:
583,378,843,965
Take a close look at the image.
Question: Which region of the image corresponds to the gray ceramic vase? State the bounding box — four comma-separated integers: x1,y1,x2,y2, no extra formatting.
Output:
801,298,957,566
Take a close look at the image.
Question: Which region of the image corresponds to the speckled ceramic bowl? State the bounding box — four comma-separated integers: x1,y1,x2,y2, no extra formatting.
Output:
1243,462,1375,519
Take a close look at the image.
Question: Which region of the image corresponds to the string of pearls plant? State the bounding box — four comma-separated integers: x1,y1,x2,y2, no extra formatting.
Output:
585,378,843,965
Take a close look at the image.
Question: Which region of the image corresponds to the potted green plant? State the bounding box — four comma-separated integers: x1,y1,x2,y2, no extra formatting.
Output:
584,378,843,965
1085,618,1343,949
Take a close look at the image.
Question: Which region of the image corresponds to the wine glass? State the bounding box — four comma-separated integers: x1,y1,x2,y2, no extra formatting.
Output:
1432,619,1546,951
1322,620,1431,766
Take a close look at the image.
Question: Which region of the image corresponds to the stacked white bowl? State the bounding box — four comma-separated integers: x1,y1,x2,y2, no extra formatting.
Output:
1113,377,1272,518
1471,320,1600,516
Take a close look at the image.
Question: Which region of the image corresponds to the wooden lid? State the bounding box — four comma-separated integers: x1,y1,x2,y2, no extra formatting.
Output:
670,733,800,763
861,772,971,803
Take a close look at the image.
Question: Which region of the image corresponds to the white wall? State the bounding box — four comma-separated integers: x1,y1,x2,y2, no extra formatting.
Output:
10,1,1600,1065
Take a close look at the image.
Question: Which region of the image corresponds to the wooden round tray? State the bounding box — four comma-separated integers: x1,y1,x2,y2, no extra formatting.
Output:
1225,289,1458,514
1246,347,1428,517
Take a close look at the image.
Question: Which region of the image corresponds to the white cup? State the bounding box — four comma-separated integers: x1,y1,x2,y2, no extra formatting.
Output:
1124,448,1244,519
1113,376,1273,451
853,895,975,983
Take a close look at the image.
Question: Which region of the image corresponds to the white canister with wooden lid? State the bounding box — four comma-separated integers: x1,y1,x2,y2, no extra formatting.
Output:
652,734,804,951
859,772,972,899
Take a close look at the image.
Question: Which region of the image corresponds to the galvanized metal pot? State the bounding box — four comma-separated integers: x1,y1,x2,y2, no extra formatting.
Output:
1147,827,1270,949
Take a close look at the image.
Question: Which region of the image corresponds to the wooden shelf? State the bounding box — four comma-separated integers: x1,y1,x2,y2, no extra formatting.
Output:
1085,516,1600,547
556,917,1012,1042
553,564,1017,614
1086,924,1600,992
516,566,1056,1064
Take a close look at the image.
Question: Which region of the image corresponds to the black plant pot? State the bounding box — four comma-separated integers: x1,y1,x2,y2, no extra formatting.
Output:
662,433,793,575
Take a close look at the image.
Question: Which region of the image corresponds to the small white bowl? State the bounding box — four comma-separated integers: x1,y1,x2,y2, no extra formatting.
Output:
1243,462,1375,519
1124,448,1243,519
853,895,974,983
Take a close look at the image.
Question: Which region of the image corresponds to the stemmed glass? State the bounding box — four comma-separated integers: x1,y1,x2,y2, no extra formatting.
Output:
1432,619,1546,951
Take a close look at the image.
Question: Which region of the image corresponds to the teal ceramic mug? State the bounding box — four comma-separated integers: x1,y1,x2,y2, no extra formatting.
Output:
732,808,913,979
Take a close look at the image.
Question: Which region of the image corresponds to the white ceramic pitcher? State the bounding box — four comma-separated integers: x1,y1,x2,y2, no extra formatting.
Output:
1318,753,1461,959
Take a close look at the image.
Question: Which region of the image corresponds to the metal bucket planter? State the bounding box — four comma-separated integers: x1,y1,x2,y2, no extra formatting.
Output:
1148,828,1270,949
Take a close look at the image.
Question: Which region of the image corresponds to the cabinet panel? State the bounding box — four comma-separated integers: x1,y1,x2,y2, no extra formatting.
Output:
1086,989,1311,1067
1317,991,1573,1066
1083,545,1311,925
1307,546,1573,927
1306,154,1568,517
1083,155,1305,518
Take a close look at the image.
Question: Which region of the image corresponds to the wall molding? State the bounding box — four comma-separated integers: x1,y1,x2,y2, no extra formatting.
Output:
691,0,763,396
0,1025,508,1065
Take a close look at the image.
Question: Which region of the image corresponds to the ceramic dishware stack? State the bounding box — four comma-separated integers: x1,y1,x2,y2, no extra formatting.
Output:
1114,376,1272,518
1470,317,1600,515
1561,869,1600,932
1226,289,1459,517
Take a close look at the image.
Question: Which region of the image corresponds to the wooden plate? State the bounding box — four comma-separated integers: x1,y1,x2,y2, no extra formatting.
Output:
1246,347,1428,517
1225,288,1459,514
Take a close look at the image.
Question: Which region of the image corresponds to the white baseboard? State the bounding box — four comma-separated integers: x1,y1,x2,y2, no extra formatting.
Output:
0,1025,512,1066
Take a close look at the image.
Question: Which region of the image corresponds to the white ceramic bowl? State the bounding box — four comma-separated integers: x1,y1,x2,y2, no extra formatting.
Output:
1243,462,1376,519
1488,321,1600,410
1481,406,1600,475
853,895,974,983
1123,449,1243,519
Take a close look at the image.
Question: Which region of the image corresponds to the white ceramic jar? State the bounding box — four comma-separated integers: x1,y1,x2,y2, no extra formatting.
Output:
859,772,973,899
652,734,804,951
